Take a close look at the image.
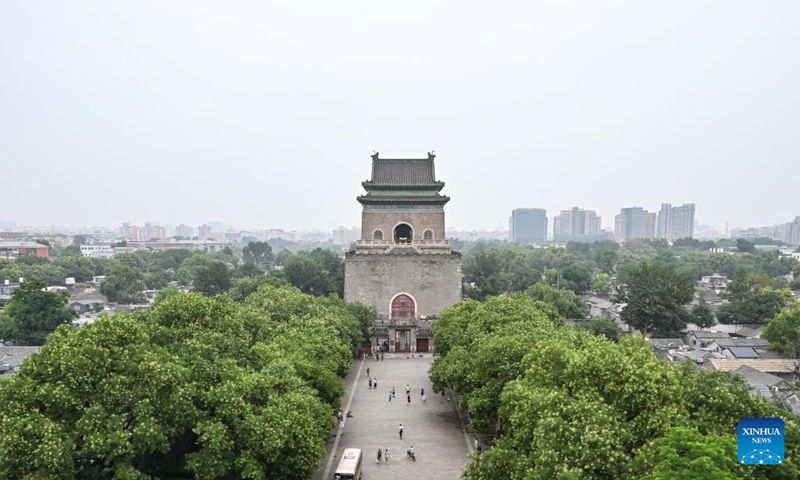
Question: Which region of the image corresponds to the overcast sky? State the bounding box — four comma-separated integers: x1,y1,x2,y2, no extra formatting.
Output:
2,1,798,233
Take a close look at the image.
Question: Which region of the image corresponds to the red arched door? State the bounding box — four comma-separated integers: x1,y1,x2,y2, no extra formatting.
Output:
391,294,415,318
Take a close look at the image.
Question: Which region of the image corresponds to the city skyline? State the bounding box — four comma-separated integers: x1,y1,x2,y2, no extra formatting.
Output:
2,206,797,238
2,2,799,232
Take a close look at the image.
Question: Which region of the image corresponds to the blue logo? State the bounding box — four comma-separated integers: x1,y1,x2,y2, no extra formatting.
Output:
738,418,784,465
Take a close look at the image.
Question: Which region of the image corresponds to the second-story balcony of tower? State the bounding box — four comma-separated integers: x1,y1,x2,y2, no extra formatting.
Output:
353,238,451,255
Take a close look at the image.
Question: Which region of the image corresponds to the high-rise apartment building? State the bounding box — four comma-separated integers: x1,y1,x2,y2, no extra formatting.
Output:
657,203,696,241
127,225,144,241
645,212,657,239
333,226,361,245
176,224,195,238
149,225,165,240
553,207,601,242
198,224,213,240
509,208,547,244
614,207,656,242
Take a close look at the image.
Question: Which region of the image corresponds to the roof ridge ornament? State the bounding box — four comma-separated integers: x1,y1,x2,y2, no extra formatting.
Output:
428,151,435,160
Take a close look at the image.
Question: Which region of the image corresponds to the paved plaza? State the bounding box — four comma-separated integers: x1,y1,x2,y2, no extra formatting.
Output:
312,354,472,480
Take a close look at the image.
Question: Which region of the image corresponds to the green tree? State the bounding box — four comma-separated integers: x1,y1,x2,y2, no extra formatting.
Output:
242,241,273,266
736,238,756,253
559,263,592,294
594,249,618,275
718,286,795,325
144,270,171,290
227,273,288,303
283,256,336,296
193,260,232,296
632,427,742,480
0,288,361,479
617,263,694,337
100,263,145,303
692,294,716,329
274,248,293,267
55,255,108,283
0,278,77,345
590,273,614,296
235,261,264,279
153,285,182,306
578,317,620,342
72,234,88,246
762,305,800,357
59,244,82,257
524,283,589,319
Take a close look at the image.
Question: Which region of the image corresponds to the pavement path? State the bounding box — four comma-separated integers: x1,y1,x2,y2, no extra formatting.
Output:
312,354,472,480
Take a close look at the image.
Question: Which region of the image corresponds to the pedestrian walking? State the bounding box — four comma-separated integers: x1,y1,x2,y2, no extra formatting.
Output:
392,386,396,398
367,367,370,377
388,391,392,402
377,448,382,464
385,448,390,464
399,423,403,439
407,393,411,406
374,378,377,389
368,378,372,389
421,388,424,397
406,384,410,395
421,393,426,404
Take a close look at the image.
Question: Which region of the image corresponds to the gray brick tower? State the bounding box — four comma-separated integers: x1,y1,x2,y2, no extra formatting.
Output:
344,152,462,353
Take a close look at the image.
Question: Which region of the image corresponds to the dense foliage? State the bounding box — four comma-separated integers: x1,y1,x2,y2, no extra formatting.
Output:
762,305,800,357
617,263,695,337
0,285,367,479
430,295,800,479
0,278,77,345
459,239,799,305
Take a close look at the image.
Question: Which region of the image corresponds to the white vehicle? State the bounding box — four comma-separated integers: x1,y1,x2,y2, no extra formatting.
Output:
333,448,363,480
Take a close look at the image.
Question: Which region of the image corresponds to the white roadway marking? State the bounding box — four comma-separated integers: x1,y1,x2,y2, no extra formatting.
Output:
321,357,364,480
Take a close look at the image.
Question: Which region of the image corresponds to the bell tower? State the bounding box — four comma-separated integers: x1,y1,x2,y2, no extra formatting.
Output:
344,152,462,353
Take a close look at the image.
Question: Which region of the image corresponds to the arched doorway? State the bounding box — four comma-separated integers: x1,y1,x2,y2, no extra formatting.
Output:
394,223,413,243
391,294,415,318
391,293,416,353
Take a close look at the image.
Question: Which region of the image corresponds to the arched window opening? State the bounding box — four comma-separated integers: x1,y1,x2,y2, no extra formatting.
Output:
391,294,415,318
373,229,384,240
394,223,413,243
423,229,434,240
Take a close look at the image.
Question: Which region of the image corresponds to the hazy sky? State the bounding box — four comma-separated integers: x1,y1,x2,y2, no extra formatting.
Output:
2,1,798,232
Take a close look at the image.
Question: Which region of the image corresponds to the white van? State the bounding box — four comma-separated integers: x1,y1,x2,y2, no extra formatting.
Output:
333,448,362,480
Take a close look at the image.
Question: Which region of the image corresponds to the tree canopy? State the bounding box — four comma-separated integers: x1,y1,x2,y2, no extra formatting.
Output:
0,278,77,345
0,285,367,479
617,263,695,337
762,305,800,357
430,294,800,480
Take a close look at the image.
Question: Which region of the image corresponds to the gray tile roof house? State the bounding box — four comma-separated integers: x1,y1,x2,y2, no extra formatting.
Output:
0,346,41,376
732,365,800,415
648,338,685,349
685,330,730,349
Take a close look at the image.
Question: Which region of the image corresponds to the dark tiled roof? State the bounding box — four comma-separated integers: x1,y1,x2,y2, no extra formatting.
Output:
690,331,731,339
733,365,786,387
648,338,685,349
371,159,437,185
714,338,770,348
